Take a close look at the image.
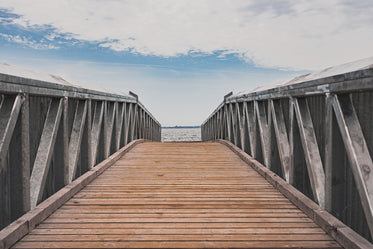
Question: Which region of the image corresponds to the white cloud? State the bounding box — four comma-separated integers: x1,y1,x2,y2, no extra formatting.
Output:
0,33,59,49
0,54,299,126
0,0,372,69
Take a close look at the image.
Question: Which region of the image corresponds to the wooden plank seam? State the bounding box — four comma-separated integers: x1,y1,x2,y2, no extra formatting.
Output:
217,139,373,249
0,139,146,249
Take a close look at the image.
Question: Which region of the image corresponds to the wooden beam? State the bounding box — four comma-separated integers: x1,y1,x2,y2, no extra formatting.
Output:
324,94,333,212
234,103,241,147
219,109,224,139
270,99,291,182
226,104,233,142
62,97,69,185
238,103,247,152
90,101,104,168
68,100,88,183
30,98,63,208
243,102,258,158
104,102,116,158
223,104,230,141
124,103,132,145
115,102,125,150
289,98,297,185
332,94,373,238
20,94,30,213
255,101,271,168
0,94,23,172
7,94,30,222
293,98,325,208
85,100,92,170
130,104,138,141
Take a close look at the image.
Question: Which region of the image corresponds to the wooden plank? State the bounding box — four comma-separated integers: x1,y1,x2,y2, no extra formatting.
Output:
10,142,343,249
30,227,326,235
48,212,307,218
12,241,341,249
36,222,320,229
43,217,313,223
21,234,334,241
56,207,301,213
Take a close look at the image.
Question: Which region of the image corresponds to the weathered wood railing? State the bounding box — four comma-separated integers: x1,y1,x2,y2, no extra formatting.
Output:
0,71,161,229
202,65,373,242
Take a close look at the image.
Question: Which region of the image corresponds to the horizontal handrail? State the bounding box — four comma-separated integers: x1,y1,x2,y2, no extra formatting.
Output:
0,70,161,230
202,67,373,126
202,63,373,243
0,72,160,127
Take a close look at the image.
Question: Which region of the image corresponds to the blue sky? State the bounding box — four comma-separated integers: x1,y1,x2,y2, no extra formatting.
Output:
0,0,372,126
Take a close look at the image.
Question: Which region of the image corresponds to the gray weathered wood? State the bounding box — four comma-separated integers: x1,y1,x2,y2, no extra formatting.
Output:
293,98,325,208
30,98,63,208
332,94,373,238
225,104,231,142
130,104,138,141
219,109,224,139
104,102,116,158
238,103,247,152
270,99,290,182
90,101,104,168
0,139,145,249
86,100,92,170
232,103,238,146
68,100,88,183
0,95,23,172
20,94,30,213
201,65,373,245
219,138,372,249
0,71,160,231
288,98,296,185
62,97,69,185
254,100,271,168
115,102,125,150
324,94,333,212
124,103,132,145
139,109,144,139
243,102,257,158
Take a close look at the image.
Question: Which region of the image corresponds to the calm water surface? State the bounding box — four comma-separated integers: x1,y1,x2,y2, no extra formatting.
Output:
161,128,201,142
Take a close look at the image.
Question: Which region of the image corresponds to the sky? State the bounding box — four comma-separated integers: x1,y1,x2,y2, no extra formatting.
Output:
0,0,372,126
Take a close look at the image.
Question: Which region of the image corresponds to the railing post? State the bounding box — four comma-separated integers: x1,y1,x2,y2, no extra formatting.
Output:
201,64,373,243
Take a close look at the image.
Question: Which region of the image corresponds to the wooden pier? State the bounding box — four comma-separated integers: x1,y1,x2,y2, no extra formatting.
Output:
2,59,373,249
10,142,342,249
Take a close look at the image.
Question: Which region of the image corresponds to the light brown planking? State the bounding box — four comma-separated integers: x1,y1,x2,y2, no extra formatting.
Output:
12,142,342,249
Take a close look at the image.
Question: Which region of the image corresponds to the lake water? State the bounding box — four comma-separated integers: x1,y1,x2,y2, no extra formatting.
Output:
161,128,201,142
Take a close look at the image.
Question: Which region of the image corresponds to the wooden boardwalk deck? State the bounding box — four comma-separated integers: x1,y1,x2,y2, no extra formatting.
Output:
12,142,341,248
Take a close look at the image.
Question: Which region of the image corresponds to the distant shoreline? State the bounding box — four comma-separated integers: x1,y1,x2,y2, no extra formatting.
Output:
162,126,200,129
